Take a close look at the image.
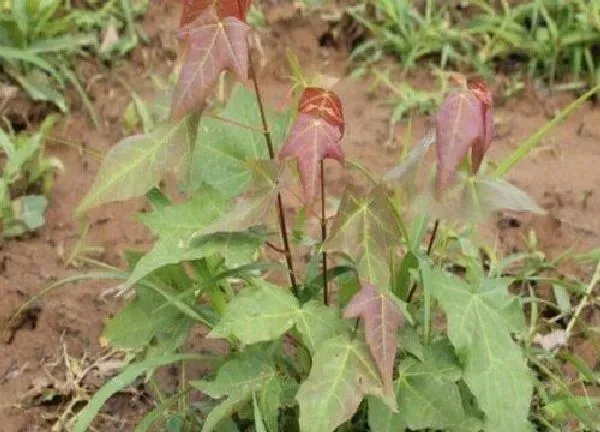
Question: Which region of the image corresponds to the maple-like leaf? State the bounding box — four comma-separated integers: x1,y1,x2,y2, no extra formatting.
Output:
435,79,495,192
298,87,345,134
278,113,343,204
323,186,401,286
180,0,252,27
344,283,406,393
171,7,250,120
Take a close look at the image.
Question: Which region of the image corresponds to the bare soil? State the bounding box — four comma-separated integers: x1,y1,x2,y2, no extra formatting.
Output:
1,2,599,431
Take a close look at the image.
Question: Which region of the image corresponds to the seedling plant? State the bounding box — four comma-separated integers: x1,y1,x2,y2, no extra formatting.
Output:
70,1,600,431
0,0,148,124
0,114,62,238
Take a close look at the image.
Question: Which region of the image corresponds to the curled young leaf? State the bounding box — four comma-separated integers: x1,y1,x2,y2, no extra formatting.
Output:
435,90,483,193
468,78,494,173
435,78,495,193
171,7,250,120
298,87,345,135
278,113,343,204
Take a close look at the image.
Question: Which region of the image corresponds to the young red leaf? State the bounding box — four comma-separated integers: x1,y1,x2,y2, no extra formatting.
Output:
180,0,252,27
171,7,250,120
467,79,494,173
344,283,405,393
298,87,345,134
278,113,343,204
435,90,483,193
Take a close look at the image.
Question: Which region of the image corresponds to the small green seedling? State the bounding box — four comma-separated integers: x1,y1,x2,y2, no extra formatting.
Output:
0,115,62,238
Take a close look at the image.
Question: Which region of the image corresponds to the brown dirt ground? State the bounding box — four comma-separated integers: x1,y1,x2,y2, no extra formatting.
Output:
1,2,599,431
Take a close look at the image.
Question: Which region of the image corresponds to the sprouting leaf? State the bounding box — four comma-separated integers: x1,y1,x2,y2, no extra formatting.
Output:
192,348,276,432
191,84,292,198
344,283,406,392
435,90,483,192
279,113,343,204
323,186,401,286
296,335,387,432
209,280,300,345
180,0,252,27
295,301,349,354
423,263,533,432
298,87,345,134
76,120,186,214
122,186,261,290
172,7,250,120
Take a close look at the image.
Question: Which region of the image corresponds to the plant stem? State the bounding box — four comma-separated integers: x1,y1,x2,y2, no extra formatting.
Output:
565,260,600,339
426,219,440,256
320,160,329,305
407,219,440,303
247,53,298,295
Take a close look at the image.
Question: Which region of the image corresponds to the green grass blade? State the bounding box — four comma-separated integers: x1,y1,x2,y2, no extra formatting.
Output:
27,33,97,53
0,46,62,83
494,83,600,177
58,64,102,129
72,354,209,432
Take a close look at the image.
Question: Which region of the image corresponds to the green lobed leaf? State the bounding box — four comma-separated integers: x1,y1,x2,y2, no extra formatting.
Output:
209,280,300,345
369,340,481,432
423,263,533,432
76,119,189,214
191,160,280,239
192,348,277,432
122,186,261,290
295,300,349,354
296,334,388,432
190,84,292,198
102,285,188,351
323,186,402,287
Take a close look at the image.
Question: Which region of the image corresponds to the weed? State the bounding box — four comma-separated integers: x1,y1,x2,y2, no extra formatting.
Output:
349,0,600,123
0,0,148,123
0,114,62,238
61,1,600,431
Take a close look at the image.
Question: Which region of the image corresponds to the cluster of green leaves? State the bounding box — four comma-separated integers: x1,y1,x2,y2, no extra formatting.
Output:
0,0,148,121
0,114,62,238
69,0,600,431
350,0,600,120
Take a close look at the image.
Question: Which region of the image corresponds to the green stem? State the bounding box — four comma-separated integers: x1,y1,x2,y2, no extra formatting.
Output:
565,260,600,339
494,83,600,177
320,160,329,305
247,53,298,295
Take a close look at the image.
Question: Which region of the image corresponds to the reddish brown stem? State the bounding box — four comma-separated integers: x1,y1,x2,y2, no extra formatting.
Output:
247,52,298,295
406,219,440,303
321,160,329,305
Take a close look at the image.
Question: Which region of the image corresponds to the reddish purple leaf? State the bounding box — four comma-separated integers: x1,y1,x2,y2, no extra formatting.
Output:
343,283,405,392
298,87,345,135
468,79,495,173
435,90,483,193
180,0,252,27
278,113,343,204
171,7,250,120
